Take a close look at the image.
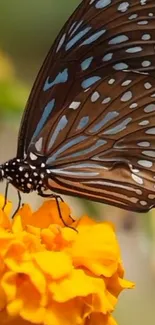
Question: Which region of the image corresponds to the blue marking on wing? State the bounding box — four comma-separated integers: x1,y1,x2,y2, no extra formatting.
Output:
96,0,112,9
47,115,68,150
80,29,106,46
56,33,66,53
32,99,55,140
89,111,119,133
47,135,88,163
50,162,108,177
103,117,132,135
43,68,68,91
51,168,99,177
64,139,107,158
81,57,93,71
69,20,83,37
68,22,77,34
109,35,129,45
81,76,101,89
65,27,91,51
77,116,89,130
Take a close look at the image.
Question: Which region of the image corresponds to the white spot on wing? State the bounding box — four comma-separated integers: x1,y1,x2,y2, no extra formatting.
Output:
137,141,150,147
144,104,155,113
102,97,111,104
108,78,115,85
126,46,142,53
138,160,153,168
132,173,143,184
121,80,132,86
148,194,155,199
129,14,138,20
142,150,155,158
69,101,81,110
144,82,152,89
140,201,147,206
91,91,100,102
121,91,132,102
142,34,151,40
142,60,151,67
146,128,155,134
139,120,149,126
130,103,138,109
117,2,129,12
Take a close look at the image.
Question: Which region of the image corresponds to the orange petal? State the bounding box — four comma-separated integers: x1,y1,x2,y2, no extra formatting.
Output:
86,314,118,325
1,271,17,301
0,210,11,229
18,204,33,228
12,215,23,233
0,282,7,309
0,311,29,325
49,269,103,302
20,305,45,324
44,300,84,325
34,251,73,279
25,224,41,237
0,229,15,256
0,195,12,217
5,260,46,296
73,215,96,228
7,299,23,317
22,200,71,228
49,269,113,314
71,223,120,277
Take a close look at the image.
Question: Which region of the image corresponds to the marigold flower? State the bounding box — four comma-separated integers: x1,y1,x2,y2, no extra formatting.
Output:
0,194,134,325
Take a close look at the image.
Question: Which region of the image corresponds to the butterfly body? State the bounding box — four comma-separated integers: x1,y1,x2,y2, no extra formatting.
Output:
1,0,155,213
0,158,47,194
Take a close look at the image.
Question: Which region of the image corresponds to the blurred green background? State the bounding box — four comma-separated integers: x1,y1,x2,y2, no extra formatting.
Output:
0,1,155,324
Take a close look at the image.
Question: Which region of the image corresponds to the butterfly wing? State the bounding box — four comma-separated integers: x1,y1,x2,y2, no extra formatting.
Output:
17,0,155,157
26,70,155,212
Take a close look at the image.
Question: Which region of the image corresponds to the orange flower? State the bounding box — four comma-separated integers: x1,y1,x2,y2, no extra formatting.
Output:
0,195,134,325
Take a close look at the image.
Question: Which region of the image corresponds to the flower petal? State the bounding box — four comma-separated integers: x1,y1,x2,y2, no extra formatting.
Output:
86,314,117,325
0,210,11,229
44,300,84,325
0,196,134,325
71,223,120,277
0,195,12,217
21,201,71,229
34,251,73,279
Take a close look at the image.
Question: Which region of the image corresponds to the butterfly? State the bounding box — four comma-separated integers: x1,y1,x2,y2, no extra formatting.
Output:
1,0,155,213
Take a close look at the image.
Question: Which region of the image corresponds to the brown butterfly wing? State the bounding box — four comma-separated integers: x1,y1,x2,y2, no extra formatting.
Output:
17,0,155,158
25,70,155,212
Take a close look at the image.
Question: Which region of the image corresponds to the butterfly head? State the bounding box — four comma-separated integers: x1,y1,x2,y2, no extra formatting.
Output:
0,166,4,181
0,158,47,194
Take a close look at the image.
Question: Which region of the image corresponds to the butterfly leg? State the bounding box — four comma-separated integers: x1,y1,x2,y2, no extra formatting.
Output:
12,190,22,218
38,191,76,230
3,183,22,218
2,182,9,210
39,192,64,202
